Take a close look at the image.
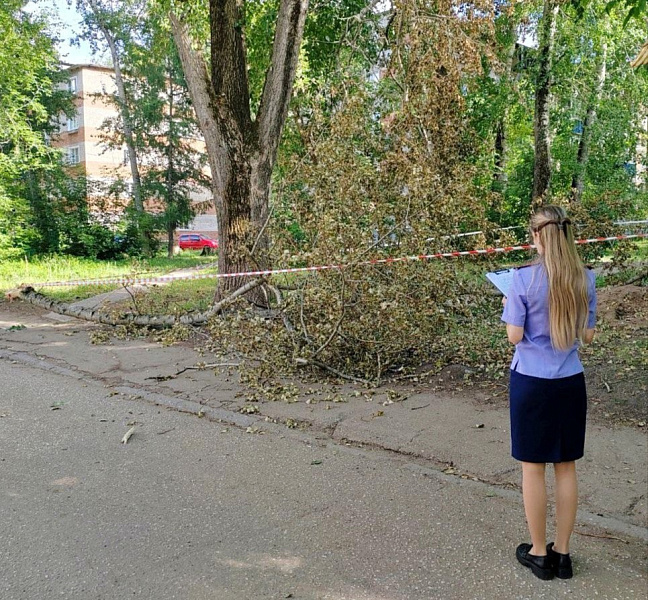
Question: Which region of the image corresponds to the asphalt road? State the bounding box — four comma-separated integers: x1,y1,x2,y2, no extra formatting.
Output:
0,361,645,600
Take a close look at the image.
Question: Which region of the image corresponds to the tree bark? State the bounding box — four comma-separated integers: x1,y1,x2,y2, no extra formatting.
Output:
571,43,607,204
170,12,246,297
208,0,257,298
532,0,559,206
252,0,309,256
170,1,309,302
169,13,226,202
15,279,264,327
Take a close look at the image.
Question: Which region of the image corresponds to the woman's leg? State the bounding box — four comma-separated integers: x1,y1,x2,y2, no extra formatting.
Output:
521,461,548,555
553,461,578,554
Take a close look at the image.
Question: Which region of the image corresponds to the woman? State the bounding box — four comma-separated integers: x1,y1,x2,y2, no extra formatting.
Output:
502,205,597,581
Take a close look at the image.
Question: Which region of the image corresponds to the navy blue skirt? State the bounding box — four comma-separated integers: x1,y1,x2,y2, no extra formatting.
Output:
509,370,587,463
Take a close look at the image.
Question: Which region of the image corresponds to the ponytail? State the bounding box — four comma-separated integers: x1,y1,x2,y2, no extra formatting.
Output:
530,206,589,350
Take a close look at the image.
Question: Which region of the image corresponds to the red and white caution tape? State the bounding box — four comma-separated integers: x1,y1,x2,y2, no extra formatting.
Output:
22,233,648,288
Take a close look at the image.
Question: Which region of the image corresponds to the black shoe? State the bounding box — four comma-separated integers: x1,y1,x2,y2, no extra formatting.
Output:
547,542,573,579
516,543,554,580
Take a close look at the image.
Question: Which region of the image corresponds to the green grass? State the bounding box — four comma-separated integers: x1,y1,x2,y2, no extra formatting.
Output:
0,253,217,300
112,278,217,314
46,284,123,303
633,239,648,260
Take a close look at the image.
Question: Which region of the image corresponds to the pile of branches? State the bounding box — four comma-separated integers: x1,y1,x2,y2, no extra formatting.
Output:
208,1,514,384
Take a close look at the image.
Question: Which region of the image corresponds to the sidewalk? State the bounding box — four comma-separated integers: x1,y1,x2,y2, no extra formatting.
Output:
1,299,646,542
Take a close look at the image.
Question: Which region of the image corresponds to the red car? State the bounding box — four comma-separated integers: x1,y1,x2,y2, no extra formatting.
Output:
178,234,219,254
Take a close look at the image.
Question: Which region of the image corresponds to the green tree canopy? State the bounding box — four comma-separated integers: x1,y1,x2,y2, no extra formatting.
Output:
0,1,72,258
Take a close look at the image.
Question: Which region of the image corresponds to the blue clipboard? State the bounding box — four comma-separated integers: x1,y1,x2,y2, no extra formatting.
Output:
485,268,514,296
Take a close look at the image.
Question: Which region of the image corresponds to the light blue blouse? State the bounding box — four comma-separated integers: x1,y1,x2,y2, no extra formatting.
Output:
501,264,597,379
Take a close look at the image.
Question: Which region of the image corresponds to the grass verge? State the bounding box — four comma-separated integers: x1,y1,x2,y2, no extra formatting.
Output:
0,253,217,301
112,278,216,315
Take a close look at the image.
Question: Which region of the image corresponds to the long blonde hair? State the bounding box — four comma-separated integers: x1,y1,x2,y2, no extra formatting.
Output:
531,205,589,350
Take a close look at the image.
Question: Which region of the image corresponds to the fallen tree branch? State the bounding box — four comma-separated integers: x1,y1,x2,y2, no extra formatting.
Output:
411,403,430,410
626,270,648,285
311,272,346,360
122,284,140,314
600,376,611,393
15,278,265,328
298,280,314,345
574,529,628,544
268,284,301,340
294,356,371,385
394,370,435,381
156,427,176,435
145,362,240,381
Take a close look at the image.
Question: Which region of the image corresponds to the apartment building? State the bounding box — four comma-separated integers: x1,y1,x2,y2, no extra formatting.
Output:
53,63,217,236
54,64,127,183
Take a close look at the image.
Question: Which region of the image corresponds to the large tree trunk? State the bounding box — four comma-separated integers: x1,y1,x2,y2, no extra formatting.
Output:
169,14,238,297
532,0,559,206
208,0,258,298
168,13,226,209
571,43,607,204
170,1,309,302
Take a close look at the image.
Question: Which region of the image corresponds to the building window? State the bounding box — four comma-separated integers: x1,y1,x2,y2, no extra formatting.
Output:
68,77,77,94
66,147,80,165
67,112,79,132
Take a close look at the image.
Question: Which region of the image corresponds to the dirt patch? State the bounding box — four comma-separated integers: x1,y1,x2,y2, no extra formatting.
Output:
0,297,60,323
409,284,648,427
582,284,648,426
597,284,648,328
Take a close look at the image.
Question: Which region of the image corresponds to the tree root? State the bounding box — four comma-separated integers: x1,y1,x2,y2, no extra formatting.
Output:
15,278,264,328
